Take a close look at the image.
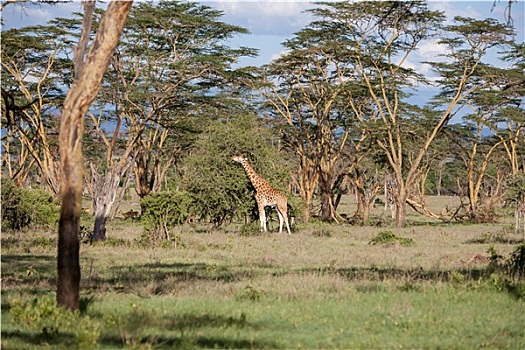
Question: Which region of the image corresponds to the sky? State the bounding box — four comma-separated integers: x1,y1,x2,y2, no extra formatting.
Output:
2,0,524,104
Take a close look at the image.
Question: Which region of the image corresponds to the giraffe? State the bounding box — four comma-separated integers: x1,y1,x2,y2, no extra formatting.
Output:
232,154,292,234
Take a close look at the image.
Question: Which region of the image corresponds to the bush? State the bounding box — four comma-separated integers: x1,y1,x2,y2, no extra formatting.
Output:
239,221,262,236
507,243,525,281
10,295,100,348
485,245,525,299
368,230,415,247
312,222,334,237
1,177,60,231
140,191,194,244
182,114,292,226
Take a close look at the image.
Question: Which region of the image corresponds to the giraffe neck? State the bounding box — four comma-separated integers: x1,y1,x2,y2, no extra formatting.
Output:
240,160,269,192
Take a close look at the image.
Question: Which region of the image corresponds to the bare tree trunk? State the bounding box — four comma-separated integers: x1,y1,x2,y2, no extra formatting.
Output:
90,162,132,241
395,198,407,227
319,173,337,221
296,157,318,223
111,168,134,220
134,149,152,212
57,0,132,311
362,201,371,222
320,188,334,220
394,177,407,228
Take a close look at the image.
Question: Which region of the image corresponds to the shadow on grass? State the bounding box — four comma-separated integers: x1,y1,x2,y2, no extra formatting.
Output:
100,334,276,349
98,312,275,349
1,254,55,274
464,237,525,245
1,253,502,295
300,265,494,283
1,254,56,305
3,312,275,349
1,330,77,348
83,261,260,294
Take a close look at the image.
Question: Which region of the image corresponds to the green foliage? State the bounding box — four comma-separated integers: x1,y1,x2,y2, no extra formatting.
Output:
368,230,415,247
450,271,466,286
140,191,194,244
487,245,505,266
484,245,525,299
239,221,262,236
236,285,265,302
1,177,60,231
10,295,100,348
286,195,305,224
506,173,525,207
507,243,525,281
183,114,292,226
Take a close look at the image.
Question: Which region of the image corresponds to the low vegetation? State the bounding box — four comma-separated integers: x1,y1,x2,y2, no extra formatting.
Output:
1,177,60,232
368,230,416,247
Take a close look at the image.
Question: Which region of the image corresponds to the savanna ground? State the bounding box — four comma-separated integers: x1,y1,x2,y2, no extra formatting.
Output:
2,195,525,349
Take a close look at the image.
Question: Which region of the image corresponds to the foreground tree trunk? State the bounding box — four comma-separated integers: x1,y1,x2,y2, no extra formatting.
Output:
57,0,132,311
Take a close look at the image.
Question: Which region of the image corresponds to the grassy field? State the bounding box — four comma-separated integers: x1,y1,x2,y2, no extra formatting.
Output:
2,195,525,349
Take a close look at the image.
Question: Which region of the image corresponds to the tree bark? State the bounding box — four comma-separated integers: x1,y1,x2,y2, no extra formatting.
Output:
91,162,132,241
57,0,132,311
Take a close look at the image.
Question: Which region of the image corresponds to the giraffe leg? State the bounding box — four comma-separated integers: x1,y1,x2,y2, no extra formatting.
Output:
258,204,267,232
276,210,284,234
277,202,292,235
284,215,291,235
283,214,291,235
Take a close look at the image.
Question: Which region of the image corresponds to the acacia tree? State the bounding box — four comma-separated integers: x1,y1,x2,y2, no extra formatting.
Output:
261,2,444,225
429,18,516,221
183,113,292,226
497,43,525,176
1,25,72,193
261,30,364,221
86,1,257,240
344,143,384,223
295,2,514,227
57,0,132,311
498,43,525,230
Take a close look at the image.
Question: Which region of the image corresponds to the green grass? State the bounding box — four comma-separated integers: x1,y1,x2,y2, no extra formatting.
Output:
2,195,525,349
3,286,523,349
89,289,525,349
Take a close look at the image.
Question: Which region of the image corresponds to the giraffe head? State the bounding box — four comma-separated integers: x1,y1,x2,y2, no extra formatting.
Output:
231,153,247,164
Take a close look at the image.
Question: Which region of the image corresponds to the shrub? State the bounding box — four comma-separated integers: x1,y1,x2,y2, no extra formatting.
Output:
10,295,100,348
312,222,334,237
236,285,264,302
239,221,262,236
507,243,525,281
368,230,415,247
286,195,305,226
140,191,194,244
1,177,60,231
182,114,293,226
485,245,525,299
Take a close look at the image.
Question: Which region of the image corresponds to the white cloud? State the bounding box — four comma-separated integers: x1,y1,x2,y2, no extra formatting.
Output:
270,49,290,61
2,2,83,30
428,2,482,24
206,1,315,36
417,39,450,63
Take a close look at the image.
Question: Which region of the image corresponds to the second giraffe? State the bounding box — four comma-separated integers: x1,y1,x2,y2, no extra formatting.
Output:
232,154,292,234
